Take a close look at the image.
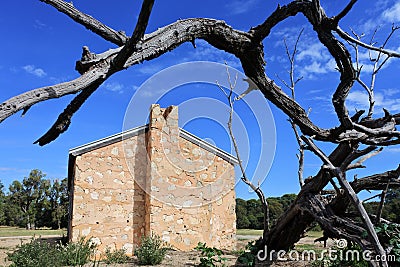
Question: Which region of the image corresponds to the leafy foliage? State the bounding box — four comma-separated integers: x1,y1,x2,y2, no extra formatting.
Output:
59,236,97,266
195,242,227,267
103,247,130,264
7,237,97,267
134,234,167,265
375,223,400,264
0,181,5,225
236,241,258,267
236,194,296,229
7,238,63,267
1,170,68,229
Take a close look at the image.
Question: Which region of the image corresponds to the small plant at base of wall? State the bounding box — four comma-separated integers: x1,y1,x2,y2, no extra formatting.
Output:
6,236,97,267
195,242,227,267
134,234,168,265
103,247,130,264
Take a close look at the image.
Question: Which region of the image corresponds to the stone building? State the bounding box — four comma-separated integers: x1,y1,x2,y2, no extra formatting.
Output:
67,104,237,255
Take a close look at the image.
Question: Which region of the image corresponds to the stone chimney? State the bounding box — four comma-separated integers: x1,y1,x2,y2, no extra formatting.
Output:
148,103,179,136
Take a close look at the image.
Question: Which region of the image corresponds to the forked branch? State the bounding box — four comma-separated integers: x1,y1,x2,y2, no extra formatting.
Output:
216,66,270,238
302,136,388,266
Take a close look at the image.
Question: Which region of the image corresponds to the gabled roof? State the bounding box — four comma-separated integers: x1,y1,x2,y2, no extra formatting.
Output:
69,125,239,165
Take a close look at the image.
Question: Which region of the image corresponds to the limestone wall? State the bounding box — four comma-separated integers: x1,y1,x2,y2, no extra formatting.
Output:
70,132,148,255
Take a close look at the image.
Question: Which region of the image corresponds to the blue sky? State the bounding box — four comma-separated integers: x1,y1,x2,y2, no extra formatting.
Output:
0,0,399,200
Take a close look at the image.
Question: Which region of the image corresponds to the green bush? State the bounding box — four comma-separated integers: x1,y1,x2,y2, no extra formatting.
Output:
237,241,258,267
59,236,97,266
7,238,63,267
375,223,400,264
7,236,97,267
134,234,167,265
195,242,227,267
103,247,130,264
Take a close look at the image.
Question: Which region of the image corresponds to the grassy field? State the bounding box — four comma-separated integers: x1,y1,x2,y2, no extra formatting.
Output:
0,226,66,237
236,229,263,236
305,230,323,238
237,228,323,238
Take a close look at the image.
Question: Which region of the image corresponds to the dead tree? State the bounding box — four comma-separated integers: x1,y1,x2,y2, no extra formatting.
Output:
1,1,400,266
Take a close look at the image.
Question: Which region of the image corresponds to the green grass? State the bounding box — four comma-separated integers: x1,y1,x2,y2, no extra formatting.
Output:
306,230,323,238
236,229,323,239
0,226,66,237
236,229,263,236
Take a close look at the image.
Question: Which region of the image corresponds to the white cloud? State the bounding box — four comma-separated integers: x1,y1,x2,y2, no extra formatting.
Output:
307,89,323,94
298,59,337,79
225,0,258,15
358,1,400,32
22,65,47,77
351,47,398,75
272,28,337,78
303,62,328,74
382,2,400,22
297,43,330,62
383,88,400,96
0,167,15,171
103,81,124,93
346,90,370,108
385,147,400,153
34,19,47,30
346,89,400,114
137,63,165,75
139,88,168,98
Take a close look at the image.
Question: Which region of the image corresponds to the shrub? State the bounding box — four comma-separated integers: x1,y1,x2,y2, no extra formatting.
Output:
7,236,98,267
237,241,257,267
195,242,227,267
103,247,130,264
375,223,400,264
59,236,97,266
134,234,167,265
7,238,63,267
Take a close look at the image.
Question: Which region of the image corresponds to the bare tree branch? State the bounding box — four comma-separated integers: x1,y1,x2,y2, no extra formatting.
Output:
33,79,104,145
40,0,128,46
216,67,270,237
0,18,251,125
112,0,155,68
332,0,358,25
340,145,382,171
278,29,305,187
301,136,387,266
336,27,400,58
346,147,383,170
251,1,310,41
375,180,390,224
351,165,400,193
0,65,109,123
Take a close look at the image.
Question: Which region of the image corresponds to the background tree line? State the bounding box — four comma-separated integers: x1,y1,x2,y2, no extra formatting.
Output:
0,169,68,229
236,191,400,229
